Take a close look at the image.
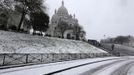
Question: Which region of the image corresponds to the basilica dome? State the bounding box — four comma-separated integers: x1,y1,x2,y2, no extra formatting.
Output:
57,1,68,16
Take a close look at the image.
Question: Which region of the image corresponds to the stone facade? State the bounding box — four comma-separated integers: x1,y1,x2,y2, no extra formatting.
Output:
47,1,86,40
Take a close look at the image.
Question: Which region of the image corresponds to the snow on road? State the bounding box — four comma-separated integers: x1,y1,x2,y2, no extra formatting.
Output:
54,57,134,75
93,59,134,75
111,61,134,75
0,57,119,75
127,64,134,75
54,58,124,75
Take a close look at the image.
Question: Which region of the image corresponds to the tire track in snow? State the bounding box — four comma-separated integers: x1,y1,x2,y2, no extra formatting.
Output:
80,59,125,75
91,59,134,75
111,61,134,75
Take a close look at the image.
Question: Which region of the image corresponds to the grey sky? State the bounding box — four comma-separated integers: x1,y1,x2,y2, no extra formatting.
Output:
45,0,134,41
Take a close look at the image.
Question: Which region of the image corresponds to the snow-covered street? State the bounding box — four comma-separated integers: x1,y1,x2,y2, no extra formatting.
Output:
0,56,134,75
54,57,134,75
127,64,134,75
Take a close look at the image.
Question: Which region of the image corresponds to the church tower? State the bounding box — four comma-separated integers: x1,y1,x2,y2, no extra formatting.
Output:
46,1,85,40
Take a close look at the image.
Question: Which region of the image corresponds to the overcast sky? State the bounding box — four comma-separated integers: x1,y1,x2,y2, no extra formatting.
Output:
45,0,134,41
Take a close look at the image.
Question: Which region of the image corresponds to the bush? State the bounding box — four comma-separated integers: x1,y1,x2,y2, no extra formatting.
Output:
8,25,17,31
0,25,7,30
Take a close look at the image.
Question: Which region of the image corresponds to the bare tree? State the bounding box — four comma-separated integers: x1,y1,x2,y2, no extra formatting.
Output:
57,20,68,38
14,0,47,31
0,0,15,30
114,36,130,44
0,0,47,31
0,0,14,10
73,24,82,40
30,11,49,32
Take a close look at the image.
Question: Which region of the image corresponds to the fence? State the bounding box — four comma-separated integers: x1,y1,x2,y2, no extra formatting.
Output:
0,53,110,67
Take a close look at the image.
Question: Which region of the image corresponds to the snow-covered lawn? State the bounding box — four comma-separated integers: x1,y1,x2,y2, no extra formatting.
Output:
0,31,107,53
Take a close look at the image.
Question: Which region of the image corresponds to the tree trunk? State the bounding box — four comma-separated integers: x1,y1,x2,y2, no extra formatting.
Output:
62,32,64,38
18,10,26,31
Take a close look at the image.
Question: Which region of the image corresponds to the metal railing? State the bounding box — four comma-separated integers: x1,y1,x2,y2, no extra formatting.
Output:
0,53,111,67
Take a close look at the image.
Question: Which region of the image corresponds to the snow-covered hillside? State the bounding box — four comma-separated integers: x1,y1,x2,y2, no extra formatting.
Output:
0,31,107,53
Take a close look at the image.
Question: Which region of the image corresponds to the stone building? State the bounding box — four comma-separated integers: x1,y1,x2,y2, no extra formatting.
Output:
47,1,86,40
